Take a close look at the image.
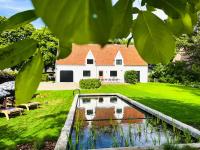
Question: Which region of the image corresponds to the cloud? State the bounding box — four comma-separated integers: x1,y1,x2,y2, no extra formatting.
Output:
0,0,33,16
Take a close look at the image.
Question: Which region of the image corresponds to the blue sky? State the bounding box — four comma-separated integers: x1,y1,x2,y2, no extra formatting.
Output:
0,0,167,29
0,0,44,28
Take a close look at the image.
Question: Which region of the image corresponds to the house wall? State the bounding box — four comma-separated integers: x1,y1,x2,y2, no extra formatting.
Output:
55,64,148,83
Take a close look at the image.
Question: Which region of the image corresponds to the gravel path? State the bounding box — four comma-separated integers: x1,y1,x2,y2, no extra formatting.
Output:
38,82,79,90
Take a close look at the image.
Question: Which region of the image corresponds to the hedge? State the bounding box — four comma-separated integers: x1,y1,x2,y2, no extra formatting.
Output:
79,78,101,89
124,70,139,84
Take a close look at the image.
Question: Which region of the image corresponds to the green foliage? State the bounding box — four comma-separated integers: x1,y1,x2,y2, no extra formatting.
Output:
15,51,44,104
110,0,133,38
32,0,113,45
31,28,58,70
163,144,198,150
0,70,17,84
124,70,138,84
79,79,101,89
0,10,37,33
133,11,175,64
1,0,200,104
0,39,37,70
149,61,200,84
41,73,49,82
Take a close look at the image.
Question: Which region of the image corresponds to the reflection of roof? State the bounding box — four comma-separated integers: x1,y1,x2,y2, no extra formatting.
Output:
75,106,145,127
122,107,144,124
92,107,117,127
56,44,147,66
75,108,88,127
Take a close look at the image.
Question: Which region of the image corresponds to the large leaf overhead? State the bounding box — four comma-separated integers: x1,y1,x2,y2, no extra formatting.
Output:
144,0,187,18
0,10,37,33
0,39,37,70
132,11,175,64
31,0,113,45
110,0,133,39
15,51,44,105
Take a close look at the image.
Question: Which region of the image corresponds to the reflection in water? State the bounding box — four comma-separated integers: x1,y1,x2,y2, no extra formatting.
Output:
70,96,194,149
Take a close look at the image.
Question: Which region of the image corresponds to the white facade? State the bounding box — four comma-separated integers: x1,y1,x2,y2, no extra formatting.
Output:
56,50,148,83
56,65,148,83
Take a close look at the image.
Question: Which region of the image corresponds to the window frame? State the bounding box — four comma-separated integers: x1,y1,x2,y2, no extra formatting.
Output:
110,71,117,77
87,59,94,64
83,70,91,77
116,59,122,65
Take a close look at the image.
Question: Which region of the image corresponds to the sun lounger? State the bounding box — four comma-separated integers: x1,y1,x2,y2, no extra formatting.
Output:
0,107,23,120
18,102,40,111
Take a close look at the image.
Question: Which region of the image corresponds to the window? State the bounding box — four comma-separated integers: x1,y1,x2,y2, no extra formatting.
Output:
116,59,122,65
87,109,93,115
83,71,91,77
82,98,91,103
99,97,104,103
87,59,94,64
99,71,103,76
110,97,117,103
110,71,117,77
116,108,122,114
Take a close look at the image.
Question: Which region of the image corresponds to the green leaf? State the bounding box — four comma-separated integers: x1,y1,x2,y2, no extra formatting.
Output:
110,0,133,38
167,13,196,36
15,50,44,105
145,0,187,18
57,43,72,59
0,10,37,33
32,0,113,45
132,11,175,64
0,39,37,70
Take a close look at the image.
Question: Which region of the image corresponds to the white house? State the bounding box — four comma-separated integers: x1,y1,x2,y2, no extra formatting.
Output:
55,44,148,83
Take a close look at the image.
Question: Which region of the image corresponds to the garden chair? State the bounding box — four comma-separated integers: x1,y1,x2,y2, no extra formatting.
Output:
18,102,40,111
0,107,23,120
0,99,24,120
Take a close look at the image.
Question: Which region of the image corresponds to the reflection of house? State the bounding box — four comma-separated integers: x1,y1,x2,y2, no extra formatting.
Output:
76,97,145,127
56,44,148,83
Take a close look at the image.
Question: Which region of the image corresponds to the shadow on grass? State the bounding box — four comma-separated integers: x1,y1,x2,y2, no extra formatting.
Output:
129,97,200,130
0,110,69,149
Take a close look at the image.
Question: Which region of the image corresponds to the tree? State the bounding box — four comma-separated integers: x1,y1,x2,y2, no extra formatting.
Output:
0,0,200,104
31,28,58,71
0,17,35,48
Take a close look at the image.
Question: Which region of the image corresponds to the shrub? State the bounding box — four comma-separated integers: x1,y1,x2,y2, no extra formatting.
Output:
41,73,49,81
124,70,138,84
0,70,17,84
79,78,101,89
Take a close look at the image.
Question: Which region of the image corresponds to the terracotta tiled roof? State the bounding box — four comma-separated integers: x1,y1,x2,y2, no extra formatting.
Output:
56,44,147,66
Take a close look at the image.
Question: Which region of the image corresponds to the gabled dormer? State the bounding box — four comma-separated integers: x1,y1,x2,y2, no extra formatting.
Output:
85,50,95,65
114,51,123,66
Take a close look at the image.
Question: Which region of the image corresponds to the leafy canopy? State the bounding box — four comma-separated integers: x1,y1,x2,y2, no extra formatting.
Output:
0,0,200,104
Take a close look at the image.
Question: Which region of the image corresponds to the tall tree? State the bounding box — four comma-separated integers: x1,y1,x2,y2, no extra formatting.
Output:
31,28,58,71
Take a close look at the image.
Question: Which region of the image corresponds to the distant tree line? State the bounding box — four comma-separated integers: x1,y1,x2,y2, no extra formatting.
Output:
0,16,58,72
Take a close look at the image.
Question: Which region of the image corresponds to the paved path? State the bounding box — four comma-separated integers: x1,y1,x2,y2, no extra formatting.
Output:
38,82,79,90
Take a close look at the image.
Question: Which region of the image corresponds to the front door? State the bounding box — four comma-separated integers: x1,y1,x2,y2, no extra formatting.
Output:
99,71,103,77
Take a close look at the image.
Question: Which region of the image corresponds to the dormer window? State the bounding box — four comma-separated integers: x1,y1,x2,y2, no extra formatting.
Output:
116,59,122,65
87,59,94,64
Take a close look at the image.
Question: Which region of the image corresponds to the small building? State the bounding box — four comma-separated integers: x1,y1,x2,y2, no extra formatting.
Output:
55,44,148,83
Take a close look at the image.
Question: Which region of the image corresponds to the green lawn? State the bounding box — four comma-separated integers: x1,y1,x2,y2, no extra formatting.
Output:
0,83,200,149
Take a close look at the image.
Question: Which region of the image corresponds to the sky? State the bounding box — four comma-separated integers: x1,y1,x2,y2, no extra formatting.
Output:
0,0,167,29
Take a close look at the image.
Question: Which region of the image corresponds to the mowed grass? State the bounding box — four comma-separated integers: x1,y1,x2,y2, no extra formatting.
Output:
0,83,200,149
0,91,74,149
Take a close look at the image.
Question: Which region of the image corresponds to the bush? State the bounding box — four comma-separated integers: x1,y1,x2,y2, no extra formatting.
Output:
41,73,49,81
79,79,101,89
0,70,17,84
124,70,138,84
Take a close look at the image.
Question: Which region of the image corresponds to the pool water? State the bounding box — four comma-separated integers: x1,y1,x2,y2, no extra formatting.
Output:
69,96,194,149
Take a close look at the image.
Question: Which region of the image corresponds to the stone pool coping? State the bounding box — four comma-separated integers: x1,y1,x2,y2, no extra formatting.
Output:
54,93,200,150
